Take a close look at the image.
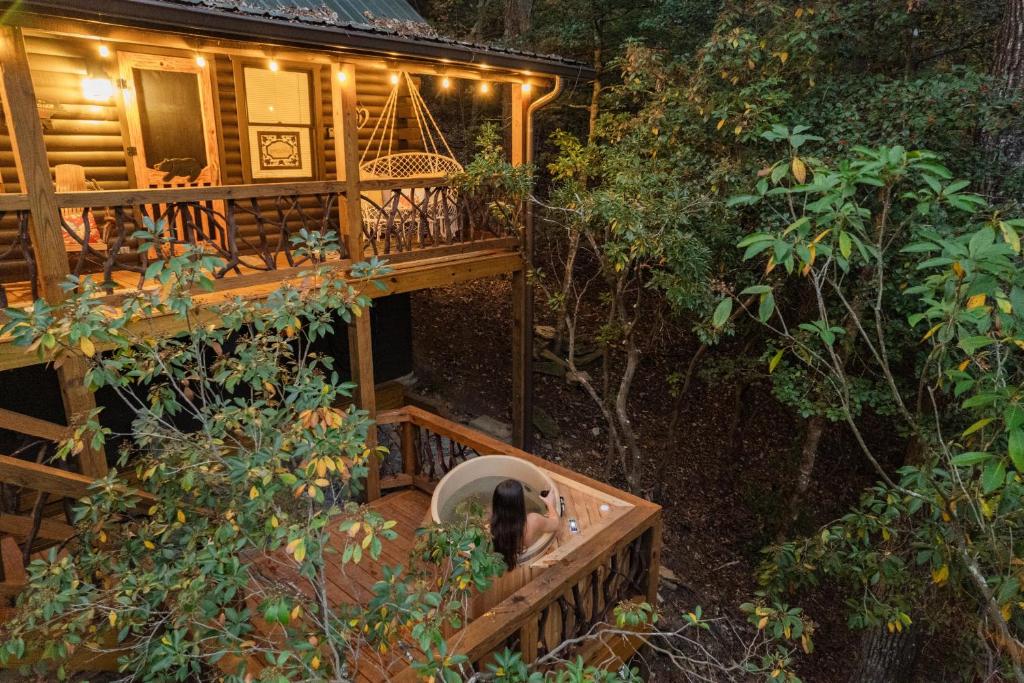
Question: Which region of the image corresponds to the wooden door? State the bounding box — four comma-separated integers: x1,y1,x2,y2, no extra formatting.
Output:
118,52,224,251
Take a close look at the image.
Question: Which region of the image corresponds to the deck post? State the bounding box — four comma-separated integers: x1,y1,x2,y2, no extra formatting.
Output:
332,61,380,500
642,513,663,606
0,27,106,477
510,84,533,450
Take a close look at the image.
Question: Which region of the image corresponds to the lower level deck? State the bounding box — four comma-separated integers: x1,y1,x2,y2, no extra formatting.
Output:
244,421,650,682
0,244,522,373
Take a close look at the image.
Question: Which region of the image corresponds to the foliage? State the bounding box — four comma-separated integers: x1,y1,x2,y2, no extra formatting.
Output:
723,140,1024,678
0,223,506,681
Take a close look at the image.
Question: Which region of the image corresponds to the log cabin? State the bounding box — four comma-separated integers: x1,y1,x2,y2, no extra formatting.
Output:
0,0,661,678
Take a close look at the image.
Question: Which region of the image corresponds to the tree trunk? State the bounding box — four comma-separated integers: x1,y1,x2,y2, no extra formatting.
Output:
653,344,707,501
778,415,826,539
851,624,921,683
588,43,602,144
989,0,1024,197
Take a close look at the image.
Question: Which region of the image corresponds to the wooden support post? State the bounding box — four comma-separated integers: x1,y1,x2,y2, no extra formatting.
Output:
0,27,106,477
401,419,417,478
510,84,533,450
332,62,379,500
643,513,663,606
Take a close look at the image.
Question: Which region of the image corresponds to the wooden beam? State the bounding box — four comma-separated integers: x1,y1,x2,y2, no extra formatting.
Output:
334,61,379,501
0,249,525,373
0,513,74,542
0,452,156,504
0,27,67,304
0,408,71,443
510,84,534,450
0,453,98,500
0,26,106,477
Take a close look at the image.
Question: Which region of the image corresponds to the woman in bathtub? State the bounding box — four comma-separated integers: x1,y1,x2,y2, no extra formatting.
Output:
490,479,559,569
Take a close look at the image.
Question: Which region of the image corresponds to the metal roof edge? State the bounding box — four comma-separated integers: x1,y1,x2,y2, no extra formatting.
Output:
7,0,596,81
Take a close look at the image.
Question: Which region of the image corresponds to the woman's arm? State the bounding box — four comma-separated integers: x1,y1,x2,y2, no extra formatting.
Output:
533,491,561,533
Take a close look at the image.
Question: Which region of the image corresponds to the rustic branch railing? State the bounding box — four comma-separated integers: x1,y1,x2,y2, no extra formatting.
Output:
359,178,522,257
0,175,525,307
374,406,662,678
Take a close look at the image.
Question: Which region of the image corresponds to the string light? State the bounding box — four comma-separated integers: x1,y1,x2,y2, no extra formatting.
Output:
195,55,207,68
97,44,111,58
337,70,347,82
479,81,490,94
390,72,400,85
268,59,279,72
440,76,451,89
522,82,532,94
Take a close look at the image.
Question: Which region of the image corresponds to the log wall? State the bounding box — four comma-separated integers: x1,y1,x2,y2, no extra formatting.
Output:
0,35,428,284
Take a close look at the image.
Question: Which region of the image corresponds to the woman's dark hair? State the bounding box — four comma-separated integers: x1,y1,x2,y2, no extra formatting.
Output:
491,479,526,569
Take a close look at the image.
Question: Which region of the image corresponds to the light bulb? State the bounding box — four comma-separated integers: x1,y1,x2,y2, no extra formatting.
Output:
479,82,490,94
441,76,451,89
390,72,400,85
522,82,532,93
337,70,347,82
97,44,111,58
268,59,279,72
82,77,115,102
195,55,207,68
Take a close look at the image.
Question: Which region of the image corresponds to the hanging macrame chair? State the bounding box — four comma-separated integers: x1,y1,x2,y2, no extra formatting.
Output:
360,72,463,245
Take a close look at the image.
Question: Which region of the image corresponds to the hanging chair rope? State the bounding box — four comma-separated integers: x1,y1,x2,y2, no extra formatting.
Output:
358,71,464,249
359,71,461,178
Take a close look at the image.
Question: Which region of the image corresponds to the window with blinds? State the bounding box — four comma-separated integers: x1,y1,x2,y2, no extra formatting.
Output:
243,66,315,180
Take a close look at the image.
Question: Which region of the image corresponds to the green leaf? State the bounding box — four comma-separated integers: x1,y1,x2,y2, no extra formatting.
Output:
712,298,733,328
951,451,991,467
838,231,852,259
982,460,1006,494
758,293,775,322
768,349,784,374
1009,429,1024,471
962,418,992,437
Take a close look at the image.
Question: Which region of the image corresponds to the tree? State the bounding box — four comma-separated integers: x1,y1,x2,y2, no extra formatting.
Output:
722,140,1024,681
0,226,505,681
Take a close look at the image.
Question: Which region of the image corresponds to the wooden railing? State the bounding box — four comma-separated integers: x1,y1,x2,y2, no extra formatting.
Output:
375,406,662,677
0,176,524,307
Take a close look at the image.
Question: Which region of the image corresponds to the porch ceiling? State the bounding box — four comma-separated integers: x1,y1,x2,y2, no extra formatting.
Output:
3,0,595,81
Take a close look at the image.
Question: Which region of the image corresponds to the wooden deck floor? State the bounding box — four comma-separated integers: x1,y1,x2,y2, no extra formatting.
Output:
247,488,432,681
242,469,636,682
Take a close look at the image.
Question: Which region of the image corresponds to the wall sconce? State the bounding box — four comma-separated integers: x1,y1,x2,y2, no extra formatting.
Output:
82,76,115,102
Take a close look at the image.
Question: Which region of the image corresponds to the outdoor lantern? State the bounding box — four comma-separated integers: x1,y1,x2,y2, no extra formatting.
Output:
82,76,115,102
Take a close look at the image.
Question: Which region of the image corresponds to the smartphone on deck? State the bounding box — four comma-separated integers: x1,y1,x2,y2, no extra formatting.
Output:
568,518,579,534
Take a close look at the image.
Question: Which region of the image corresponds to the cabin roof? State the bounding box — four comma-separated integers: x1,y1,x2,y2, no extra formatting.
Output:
12,0,595,80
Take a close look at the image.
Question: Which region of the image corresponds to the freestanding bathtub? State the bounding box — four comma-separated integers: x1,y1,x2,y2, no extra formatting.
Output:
430,455,560,564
